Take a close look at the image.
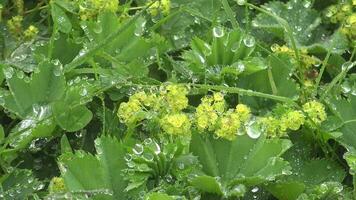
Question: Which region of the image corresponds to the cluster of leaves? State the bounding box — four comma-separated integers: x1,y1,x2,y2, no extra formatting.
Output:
0,0,356,199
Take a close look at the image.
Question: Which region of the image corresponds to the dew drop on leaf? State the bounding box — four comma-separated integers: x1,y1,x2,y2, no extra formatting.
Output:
341,61,354,71
251,187,259,193
3,67,14,79
246,121,262,139
213,26,225,38
237,0,246,6
133,144,144,155
243,36,255,48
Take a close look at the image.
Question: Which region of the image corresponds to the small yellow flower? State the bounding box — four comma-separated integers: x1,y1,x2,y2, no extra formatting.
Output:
117,100,142,124
24,25,39,40
280,110,305,131
7,15,23,38
147,0,171,16
303,101,327,125
162,84,189,112
260,116,281,138
195,94,225,131
235,104,251,122
49,177,65,193
160,113,191,136
215,112,240,141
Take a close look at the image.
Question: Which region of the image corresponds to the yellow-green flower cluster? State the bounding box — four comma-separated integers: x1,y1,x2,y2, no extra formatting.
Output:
78,0,119,20
280,110,305,132
215,110,241,140
261,109,305,138
12,0,24,15
195,92,251,140
215,104,251,140
147,0,171,16
118,84,191,136
195,93,225,131
325,1,356,39
302,100,327,125
7,15,23,38
118,91,157,124
160,113,191,136
270,44,320,68
24,25,39,41
261,101,327,138
48,177,65,193
160,84,189,112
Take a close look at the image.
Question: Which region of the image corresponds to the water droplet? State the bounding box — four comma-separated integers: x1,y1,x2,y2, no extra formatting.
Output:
144,138,152,145
303,0,311,8
178,162,185,169
93,23,102,34
134,18,147,37
341,82,351,93
133,144,143,155
341,61,354,71
16,70,24,79
237,0,246,5
251,187,259,193
231,42,240,52
80,88,88,96
243,36,255,48
143,152,154,161
246,121,262,139
213,26,225,38
124,154,132,162
3,67,14,79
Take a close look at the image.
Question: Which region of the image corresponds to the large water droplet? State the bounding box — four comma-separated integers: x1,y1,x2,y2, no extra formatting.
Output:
251,187,259,193
303,0,311,8
134,18,147,37
3,67,14,79
246,121,262,139
341,82,351,93
237,0,246,5
243,36,255,48
133,144,143,155
213,26,225,38
341,62,354,71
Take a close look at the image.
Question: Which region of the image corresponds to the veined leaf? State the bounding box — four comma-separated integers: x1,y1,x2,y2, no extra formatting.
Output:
0,169,43,200
59,136,127,200
267,140,346,200
190,133,292,197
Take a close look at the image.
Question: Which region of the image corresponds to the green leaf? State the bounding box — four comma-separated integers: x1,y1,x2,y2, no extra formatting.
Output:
51,3,72,33
190,175,223,195
253,0,321,46
146,192,175,200
3,61,65,118
238,54,298,109
267,140,346,200
53,101,93,132
60,134,72,154
59,136,127,200
0,124,4,142
0,169,43,200
190,133,292,196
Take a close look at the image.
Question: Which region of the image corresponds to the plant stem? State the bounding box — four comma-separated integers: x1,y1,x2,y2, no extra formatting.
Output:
191,83,297,105
313,51,331,97
221,0,239,29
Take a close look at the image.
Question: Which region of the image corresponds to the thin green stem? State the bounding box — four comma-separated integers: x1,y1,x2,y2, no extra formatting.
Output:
190,83,297,105
320,62,356,100
267,67,278,95
221,0,239,29
313,51,331,97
